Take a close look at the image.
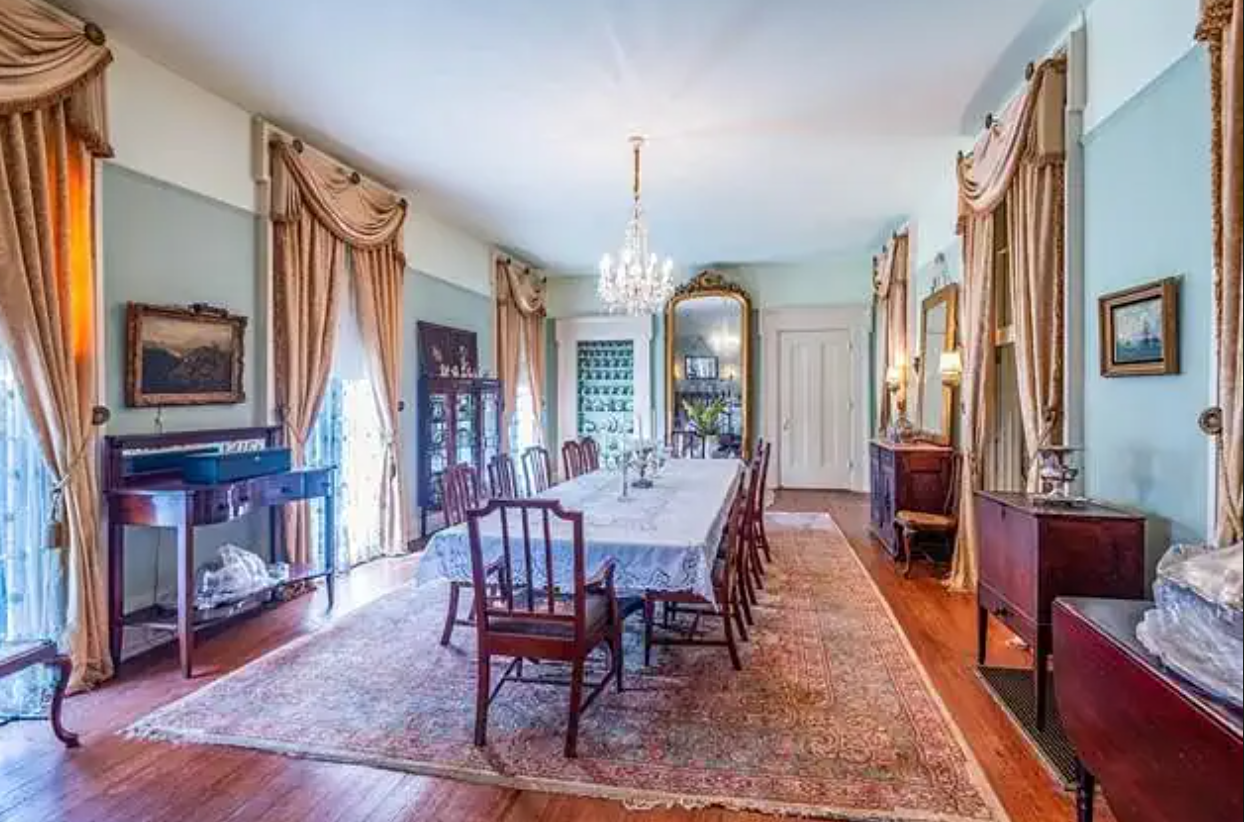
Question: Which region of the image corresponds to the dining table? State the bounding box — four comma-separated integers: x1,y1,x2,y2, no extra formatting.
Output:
417,458,744,604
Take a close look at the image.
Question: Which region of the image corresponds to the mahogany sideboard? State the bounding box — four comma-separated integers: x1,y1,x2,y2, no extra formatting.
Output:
869,440,955,560
975,491,1145,729
105,427,337,678
1054,597,1243,822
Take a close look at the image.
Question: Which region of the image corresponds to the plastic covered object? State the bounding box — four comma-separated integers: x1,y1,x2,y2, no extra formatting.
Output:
194,544,283,610
1136,541,1243,708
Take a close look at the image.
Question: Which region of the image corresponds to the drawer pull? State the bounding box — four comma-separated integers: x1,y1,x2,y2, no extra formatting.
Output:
991,605,1010,618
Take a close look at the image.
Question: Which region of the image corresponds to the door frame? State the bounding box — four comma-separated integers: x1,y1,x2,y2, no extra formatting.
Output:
761,305,870,493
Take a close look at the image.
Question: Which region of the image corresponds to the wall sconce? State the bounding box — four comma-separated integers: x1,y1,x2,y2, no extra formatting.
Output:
885,364,903,390
939,350,963,386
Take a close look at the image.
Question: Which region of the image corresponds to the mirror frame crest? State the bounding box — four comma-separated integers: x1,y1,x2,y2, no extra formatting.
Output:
916,283,960,446
664,271,753,458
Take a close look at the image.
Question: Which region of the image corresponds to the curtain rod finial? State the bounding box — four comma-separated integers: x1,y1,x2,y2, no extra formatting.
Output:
984,113,994,129
1025,62,1036,80
84,22,106,45
292,138,304,153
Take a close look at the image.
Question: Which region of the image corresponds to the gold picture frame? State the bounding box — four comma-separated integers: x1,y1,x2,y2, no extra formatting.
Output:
126,302,247,406
1098,277,1180,377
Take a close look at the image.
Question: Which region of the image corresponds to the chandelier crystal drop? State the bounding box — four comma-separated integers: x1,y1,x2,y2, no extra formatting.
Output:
598,135,675,315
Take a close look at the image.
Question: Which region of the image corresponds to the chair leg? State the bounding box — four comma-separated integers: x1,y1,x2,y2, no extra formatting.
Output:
737,575,755,625
898,526,914,578
565,657,585,758
732,598,750,642
48,655,80,749
723,606,743,670
643,598,655,667
473,652,490,747
758,515,773,563
441,582,462,646
614,622,625,692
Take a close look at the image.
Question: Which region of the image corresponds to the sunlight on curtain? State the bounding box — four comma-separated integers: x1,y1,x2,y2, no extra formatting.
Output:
306,275,389,569
0,351,61,721
511,333,539,453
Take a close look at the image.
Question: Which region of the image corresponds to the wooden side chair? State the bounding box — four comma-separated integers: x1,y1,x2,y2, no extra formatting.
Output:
751,440,774,566
522,446,552,495
579,437,600,471
562,440,587,480
488,453,520,498
0,641,79,748
439,463,506,646
894,453,964,578
467,498,624,758
643,477,750,670
670,430,704,459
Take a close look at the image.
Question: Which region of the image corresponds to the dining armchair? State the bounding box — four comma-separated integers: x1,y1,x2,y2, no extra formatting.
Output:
643,477,749,670
439,463,506,646
670,430,704,459
522,446,553,495
562,440,587,480
894,453,963,577
579,437,600,471
466,498,624,758
488,453,521,498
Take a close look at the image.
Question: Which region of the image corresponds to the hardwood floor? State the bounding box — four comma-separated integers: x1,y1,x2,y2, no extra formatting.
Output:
0,491,1104,822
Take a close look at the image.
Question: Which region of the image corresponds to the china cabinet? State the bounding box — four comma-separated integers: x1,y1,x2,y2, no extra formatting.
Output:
417,376,502,535
576,340,635,437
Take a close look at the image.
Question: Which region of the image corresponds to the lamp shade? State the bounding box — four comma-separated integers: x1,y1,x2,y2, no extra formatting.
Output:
939,349,963,383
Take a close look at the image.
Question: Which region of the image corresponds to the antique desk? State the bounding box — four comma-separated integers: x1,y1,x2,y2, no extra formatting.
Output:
975,491,1144,728
869,440,955,560
105,427,336,678
1054,598,1243,822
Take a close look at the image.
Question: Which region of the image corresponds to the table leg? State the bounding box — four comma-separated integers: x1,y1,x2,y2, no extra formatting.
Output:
976,604,989,666
48,654,80,748
107,519,125,672
1034,639,1050,731
1075,760,1096,822
323,492,336,611
177,501,195,678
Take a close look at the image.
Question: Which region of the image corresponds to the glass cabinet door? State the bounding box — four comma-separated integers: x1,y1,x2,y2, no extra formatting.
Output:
455,390,478,466
427,391,450,508
480,389,500,468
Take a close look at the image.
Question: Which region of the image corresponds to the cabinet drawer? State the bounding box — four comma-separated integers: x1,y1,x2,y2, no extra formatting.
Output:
255,473,306,505
977,495,1038,623
979,583,1038,647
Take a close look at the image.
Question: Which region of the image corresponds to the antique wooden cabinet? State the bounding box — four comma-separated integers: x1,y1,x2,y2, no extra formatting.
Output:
417,376,502,536
869,440,955,558
975,491,1145,728
1054,598,1242,822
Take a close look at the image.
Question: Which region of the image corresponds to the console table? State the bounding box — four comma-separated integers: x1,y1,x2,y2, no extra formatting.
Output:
975,491,1145,729
1054,597,1243,822
0,641,78,747
105,427,336,678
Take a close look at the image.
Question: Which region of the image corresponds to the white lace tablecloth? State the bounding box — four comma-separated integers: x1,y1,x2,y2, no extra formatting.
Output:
417,459,743,603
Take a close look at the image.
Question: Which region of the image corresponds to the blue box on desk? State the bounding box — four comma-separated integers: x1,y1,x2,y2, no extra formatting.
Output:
181,447,292,484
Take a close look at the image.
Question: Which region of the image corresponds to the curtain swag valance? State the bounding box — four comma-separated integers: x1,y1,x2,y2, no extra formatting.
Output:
269,138,407,260
0,0,113,156
495,256,547,316
956,56,1067,228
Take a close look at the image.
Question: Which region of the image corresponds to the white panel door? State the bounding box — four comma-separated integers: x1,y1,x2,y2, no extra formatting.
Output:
778,329,854,489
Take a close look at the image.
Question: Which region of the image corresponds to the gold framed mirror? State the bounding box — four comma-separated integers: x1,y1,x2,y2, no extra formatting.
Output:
916,283,960,445
665,271,753,459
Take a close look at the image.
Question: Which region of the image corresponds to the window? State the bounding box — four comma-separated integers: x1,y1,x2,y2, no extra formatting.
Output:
306,274,391,569
510,332,540,453
985,203,1028,492
0,349,61,719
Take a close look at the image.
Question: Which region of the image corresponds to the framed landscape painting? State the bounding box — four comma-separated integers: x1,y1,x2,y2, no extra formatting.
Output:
126,303,246,406
1098,277,1180,377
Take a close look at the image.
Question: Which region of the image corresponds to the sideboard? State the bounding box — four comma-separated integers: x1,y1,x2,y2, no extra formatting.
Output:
868,440,955,559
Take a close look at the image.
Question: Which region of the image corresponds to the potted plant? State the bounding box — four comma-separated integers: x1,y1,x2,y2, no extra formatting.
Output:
681,397,726,457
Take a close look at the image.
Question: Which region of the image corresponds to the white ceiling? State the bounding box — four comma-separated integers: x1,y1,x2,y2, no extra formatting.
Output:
60,0,1084,273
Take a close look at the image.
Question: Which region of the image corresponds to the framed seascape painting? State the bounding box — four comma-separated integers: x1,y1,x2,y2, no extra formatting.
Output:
1098,277,1180,377
126,303,246,406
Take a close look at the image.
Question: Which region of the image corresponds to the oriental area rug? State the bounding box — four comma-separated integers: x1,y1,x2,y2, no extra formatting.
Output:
127,513,1007,822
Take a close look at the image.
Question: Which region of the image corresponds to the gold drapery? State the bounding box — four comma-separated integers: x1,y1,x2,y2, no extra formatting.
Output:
0,0,113,690
494,256,546,449
1198,0,1243,544
269,138,407,563
872,231,910,433
947,57,1067,591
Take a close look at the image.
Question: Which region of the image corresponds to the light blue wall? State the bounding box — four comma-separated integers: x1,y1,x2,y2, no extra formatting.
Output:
1083,48,1213,563
101,164,264,613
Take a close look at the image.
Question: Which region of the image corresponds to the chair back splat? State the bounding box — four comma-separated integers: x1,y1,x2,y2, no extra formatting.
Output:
442,463,483,527
579,437,600,471
562,440,587,480
488,453,521,498
522,446,552,495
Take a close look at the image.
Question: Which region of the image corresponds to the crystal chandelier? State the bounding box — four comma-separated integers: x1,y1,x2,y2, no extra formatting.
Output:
598,135,675,315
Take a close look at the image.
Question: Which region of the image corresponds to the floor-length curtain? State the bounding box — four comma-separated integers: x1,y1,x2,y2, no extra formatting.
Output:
947,213,996,591
0,0,113,690
269,138,407,564
495,257,547,449
872,233,909,433
1199,0,1243,543
354,245,409,554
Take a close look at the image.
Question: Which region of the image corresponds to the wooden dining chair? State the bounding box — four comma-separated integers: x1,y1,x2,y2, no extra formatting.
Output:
670,430,704,459
562,440,587,480
522,446,553,495
751,440,774,566
894,453,963,577
439,463,506,646
467,498,624,758
737,448,767,607
488,453,521,498
643,478,749,670
579,437,600,471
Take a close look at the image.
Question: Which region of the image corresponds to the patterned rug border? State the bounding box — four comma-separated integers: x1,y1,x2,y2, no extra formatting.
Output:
124,512,1011,822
